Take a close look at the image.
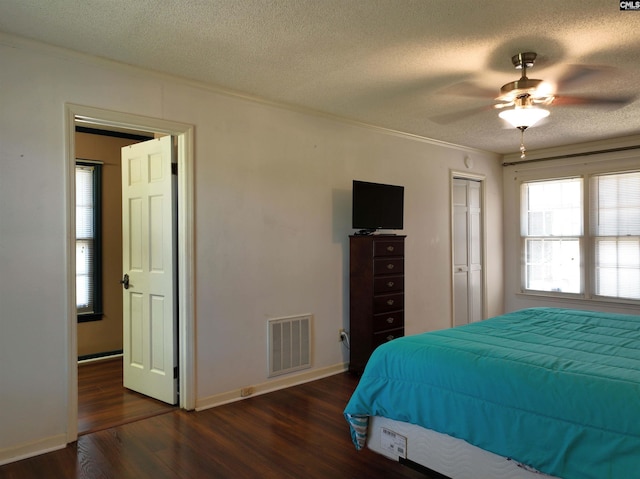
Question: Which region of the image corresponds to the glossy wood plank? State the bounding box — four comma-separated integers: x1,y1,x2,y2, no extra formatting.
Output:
1,373,430,479
77,357,174,435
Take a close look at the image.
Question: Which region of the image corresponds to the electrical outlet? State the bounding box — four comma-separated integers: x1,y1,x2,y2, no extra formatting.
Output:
339,328,345,342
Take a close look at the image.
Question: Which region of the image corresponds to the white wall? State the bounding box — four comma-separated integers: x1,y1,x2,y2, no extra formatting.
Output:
0,34,503,463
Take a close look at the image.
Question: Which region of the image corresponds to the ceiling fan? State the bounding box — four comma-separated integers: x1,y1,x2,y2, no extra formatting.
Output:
434,52,634,157
495,52,553,157
494,52,552,125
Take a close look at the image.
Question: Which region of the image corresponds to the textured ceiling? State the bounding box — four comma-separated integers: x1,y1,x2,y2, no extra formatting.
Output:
1,0,639,154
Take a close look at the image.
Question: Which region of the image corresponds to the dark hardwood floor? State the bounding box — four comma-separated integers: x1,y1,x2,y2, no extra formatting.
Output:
1,371,429,479
77,357,175,435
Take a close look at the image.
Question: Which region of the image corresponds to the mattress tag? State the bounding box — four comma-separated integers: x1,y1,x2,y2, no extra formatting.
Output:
380,427,407,459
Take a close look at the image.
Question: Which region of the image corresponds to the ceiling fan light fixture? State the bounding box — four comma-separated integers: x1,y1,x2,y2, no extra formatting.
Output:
498,105,550,129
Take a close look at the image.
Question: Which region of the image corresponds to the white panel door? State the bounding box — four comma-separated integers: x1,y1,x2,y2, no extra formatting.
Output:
468,181,483,323
453,180,469,327
452,178,483,326
121,136,177,404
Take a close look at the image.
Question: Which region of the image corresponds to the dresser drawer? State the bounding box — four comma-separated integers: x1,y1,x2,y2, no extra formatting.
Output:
373,293,404,313
374,240,404,257
372,328,404,348
373,275,404,294
374,258,404,276
372,310,404,333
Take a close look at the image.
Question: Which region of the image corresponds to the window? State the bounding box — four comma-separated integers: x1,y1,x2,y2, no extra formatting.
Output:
591,171,640,300
76,161,103,321
522,178,582,294
521,171,640,301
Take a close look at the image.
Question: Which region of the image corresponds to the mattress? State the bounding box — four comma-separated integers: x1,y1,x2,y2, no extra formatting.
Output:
367,415,557,479
345,308,640,479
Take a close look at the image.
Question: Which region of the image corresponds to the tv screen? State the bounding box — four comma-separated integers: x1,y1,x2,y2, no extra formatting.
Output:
352,180,404,232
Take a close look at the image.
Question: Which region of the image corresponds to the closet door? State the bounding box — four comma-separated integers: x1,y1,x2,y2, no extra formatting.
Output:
452,178,483,326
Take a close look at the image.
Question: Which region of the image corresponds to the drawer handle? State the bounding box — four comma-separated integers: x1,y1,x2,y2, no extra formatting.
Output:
387,281,395,288
386,263,394,270
386,317,394,324
387,299,394,306
386,245,395,252
386,335,395,341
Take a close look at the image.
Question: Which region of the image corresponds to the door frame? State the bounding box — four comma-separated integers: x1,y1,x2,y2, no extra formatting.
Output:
65,104,196,443
450,170,487,327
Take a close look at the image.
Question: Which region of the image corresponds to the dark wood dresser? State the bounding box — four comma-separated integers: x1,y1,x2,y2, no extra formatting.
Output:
349,234,405,374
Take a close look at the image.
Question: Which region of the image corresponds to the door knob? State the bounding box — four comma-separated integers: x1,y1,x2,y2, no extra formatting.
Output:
120,273,130,290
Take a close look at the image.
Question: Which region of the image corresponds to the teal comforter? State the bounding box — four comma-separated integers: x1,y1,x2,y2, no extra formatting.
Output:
344,308,640,479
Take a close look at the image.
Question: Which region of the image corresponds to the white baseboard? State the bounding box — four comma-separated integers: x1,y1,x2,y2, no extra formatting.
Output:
78,353,123,364
195,362,348,411
0,433,67,466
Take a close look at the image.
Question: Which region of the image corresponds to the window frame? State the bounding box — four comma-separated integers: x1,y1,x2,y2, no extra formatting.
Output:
76,160,103,322
520,177,584,297
589,170,640,301
519,168,640,305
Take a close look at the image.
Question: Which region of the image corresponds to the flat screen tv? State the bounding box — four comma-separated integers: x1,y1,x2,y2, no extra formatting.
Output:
352,180,404,234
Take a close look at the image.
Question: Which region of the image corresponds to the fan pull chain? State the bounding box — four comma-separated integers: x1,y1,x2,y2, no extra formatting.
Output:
519,128,527,159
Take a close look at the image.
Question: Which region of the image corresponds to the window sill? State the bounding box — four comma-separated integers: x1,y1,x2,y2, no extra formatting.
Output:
516,291,640,312
78,312,104,323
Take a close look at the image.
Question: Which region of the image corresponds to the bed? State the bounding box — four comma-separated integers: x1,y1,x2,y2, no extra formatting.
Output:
344,308,640,479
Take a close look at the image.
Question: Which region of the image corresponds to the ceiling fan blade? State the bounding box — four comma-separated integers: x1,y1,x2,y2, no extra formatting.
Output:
556,65,614,91
438,81,497,99
552,94,635,107
430,104,494,124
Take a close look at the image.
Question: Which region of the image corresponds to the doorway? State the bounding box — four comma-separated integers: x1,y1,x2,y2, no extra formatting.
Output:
75,127,175,434
65,104,195,444
451,174,485,326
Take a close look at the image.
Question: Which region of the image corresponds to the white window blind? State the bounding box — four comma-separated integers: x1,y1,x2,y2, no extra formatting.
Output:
590,171,640,300
76,164,96,313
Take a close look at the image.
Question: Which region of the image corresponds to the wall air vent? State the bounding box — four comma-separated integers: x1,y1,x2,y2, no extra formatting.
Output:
268,314,312,377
